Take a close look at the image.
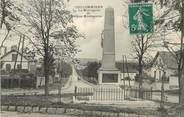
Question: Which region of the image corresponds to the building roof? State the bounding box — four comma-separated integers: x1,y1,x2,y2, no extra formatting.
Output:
0,49,33,61
152,51,178,69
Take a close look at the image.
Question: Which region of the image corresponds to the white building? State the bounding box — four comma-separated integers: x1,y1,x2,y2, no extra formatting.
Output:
0,46,36,73
146,51,178,90
169,75,179,89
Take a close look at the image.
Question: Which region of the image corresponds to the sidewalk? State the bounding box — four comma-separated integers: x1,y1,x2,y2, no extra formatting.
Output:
1,111,77,117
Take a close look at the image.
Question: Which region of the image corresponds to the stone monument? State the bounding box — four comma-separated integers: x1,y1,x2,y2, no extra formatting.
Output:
98,7,120,85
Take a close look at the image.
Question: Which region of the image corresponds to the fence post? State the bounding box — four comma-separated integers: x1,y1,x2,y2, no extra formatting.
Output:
135,87,137,99
15,104,18,111
124,87,125,100
100,88,102,101
117,112,120,117
150,87,153,100
130,87,132,98
39,95,42,111
104,88,106,101
74,86,77,100
23,93,26,112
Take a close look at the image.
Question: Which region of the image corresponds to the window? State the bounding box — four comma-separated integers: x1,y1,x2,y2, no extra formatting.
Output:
6,64,11,72
167,76,169,82
17,64,21,69
159,71,162,81
154,71,156,79
12,54,17,61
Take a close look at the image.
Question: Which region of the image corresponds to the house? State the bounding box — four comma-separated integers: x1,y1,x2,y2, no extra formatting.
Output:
0,46,36,73
0,45,61,88
146,51,178,81
146,51,179,90
0,46,37,88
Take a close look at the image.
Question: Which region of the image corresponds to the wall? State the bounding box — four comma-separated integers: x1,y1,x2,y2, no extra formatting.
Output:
169,76,179,89
29,62,37,73
148,67,175,81
1,51,29,70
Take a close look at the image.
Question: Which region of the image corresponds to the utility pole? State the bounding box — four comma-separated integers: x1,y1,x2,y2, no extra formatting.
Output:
13,35,22,71
160,71,165,109
20,35,25,69
179,0,184,105
160,26,167,115
160,71,167,117
122,55,125,86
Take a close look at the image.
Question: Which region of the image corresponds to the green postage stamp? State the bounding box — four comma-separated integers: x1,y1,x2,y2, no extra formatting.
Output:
128,3,153,34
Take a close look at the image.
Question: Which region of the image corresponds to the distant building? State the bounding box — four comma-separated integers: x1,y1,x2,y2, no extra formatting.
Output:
0,46,36,73
146,51,177,81
0,45,37,88
146,51,179,90
0,45,57,88
76,58,138,81
116,61,138,80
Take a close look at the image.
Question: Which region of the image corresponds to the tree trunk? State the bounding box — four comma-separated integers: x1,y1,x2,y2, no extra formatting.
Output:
178,66,184,116
179,0,184,105
179,72,184,104
139,35,144,90
44,73,49,96
58,74,62,95
44,49,49,96
138,56,143,98
44,58,49,96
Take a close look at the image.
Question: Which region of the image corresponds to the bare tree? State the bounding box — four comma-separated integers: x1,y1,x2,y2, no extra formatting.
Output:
132,34,156,97
21,0,83,96
156,0,184,104
0,0,20,48
121,0,167,98
0,0,20,29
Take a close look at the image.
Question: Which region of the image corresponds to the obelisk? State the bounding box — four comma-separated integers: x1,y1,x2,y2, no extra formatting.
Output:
98,7,120,84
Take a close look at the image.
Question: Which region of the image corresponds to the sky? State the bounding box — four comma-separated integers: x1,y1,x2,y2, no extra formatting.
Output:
1,0,180,61
65,0,133,60
0,0,134,61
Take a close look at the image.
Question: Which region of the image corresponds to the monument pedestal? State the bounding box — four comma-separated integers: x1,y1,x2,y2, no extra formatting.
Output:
98,7,121,85
98,69,121,85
